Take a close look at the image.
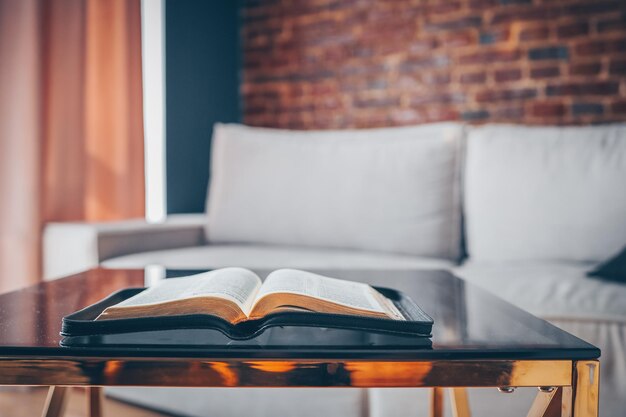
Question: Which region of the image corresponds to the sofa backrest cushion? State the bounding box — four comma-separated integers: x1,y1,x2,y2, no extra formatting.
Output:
206,123,465,260
464,123,626,262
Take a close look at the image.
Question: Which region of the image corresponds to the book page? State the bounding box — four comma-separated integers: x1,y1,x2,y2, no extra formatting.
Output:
113,268,262,312
255,269,387,314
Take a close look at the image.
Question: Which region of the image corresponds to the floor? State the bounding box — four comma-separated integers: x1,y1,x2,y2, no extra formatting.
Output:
0,387,172,417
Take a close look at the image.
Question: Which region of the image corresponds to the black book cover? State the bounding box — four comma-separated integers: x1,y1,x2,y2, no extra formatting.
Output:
61,286,433,342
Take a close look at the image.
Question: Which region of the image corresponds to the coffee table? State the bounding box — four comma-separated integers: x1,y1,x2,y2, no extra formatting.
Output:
0,268,600,417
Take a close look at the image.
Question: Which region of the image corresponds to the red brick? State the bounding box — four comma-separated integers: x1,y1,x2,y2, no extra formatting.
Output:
353,96,400,108
475,88,537,102
575,38,626,56
317,97,343,111
424,2,463,15
460,72,487,84
422,72,452,85
569,62,602,76
530,66,560,79
609,59,626,75
495,106,525,119
340,64,386,77
612,100,626,114
459,49,521,65
564,2,623,16
519,26,550,41
410,92,465,106
423,107,459,122
341,78,387,93
468,0,498,9
531,102,566,117
276,103,315,113
546,81,620,96
597,16,626,33
494,68,522,82
492,6,559,25
424,16,482,32
557,21,589,39
352,112,391,128
399,56,450,72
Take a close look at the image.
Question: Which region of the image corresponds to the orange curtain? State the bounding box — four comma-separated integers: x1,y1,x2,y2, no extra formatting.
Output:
0,0,145,293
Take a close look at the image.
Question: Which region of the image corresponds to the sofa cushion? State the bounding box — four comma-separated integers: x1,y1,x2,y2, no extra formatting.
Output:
103,244,456,271
454,260,626,415
453,260,626,323
206,122,465,260
464,123,626,262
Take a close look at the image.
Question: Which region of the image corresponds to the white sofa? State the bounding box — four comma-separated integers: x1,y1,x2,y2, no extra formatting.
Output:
44,122,626,417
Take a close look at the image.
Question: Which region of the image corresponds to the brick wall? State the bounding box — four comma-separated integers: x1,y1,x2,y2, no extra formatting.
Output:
241,0,626,129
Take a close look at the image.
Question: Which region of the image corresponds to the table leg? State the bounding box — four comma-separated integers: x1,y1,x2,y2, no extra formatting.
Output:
561,387,573,417
449,388,471,417
572,361,599,417
41,386,68,417
526,388,562,417
430,387,444,417
88,387,104,417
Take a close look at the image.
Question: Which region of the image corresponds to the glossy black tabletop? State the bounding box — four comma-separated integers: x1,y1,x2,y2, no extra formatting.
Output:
0,268,599,360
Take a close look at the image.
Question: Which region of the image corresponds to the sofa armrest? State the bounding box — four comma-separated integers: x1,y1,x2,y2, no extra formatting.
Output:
43,214,206,280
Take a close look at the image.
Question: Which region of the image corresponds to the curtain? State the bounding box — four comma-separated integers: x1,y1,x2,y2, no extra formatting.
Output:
0,0,144,293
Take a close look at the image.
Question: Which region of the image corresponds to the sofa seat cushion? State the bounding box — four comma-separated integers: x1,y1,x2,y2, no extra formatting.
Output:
206,122,464,260
103,244,456,271
454,260,626,323
454,260,626,416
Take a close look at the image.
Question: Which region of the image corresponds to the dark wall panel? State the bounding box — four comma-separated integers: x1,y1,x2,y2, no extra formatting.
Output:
166,0,240,213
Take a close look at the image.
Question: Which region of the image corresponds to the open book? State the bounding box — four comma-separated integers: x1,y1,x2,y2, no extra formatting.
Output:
97,268,406,324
